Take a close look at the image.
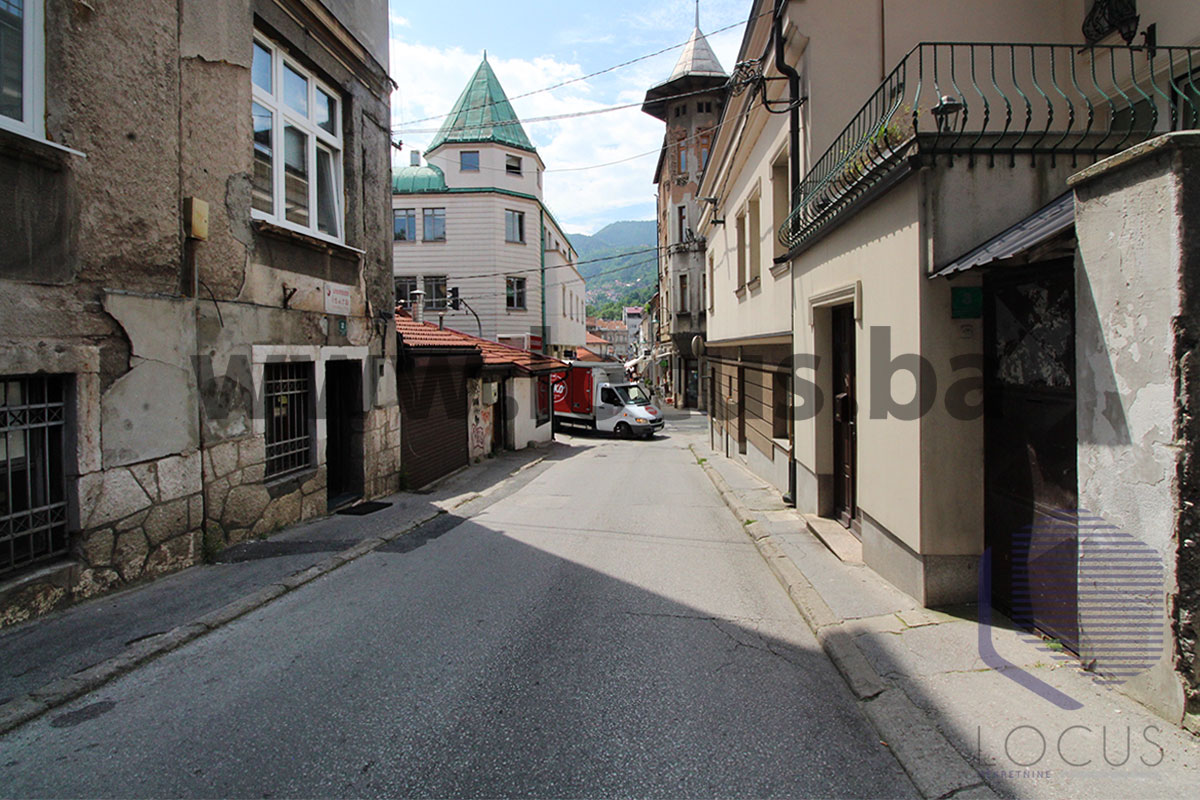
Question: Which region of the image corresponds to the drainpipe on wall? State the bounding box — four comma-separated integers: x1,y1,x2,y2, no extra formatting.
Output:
776,0,801,508
540,207,547,354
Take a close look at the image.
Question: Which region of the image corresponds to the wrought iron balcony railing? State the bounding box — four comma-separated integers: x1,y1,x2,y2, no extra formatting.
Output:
780,42,1200,252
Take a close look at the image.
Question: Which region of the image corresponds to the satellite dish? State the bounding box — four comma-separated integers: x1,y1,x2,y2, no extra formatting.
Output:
691,335,705,358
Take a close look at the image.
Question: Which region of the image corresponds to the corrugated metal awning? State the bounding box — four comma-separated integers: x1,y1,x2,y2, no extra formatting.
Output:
932,192,1075,278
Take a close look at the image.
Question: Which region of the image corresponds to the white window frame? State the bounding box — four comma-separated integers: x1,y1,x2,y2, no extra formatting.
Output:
423,207,446,241
505,209,525,243
507,276,527,310
250,32,344,245
393,207,416,242
0,0,45,141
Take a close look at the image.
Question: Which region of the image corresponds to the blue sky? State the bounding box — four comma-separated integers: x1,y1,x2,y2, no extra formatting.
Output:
388,1,748,236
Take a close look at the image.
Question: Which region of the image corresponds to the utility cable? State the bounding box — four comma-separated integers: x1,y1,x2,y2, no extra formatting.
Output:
390,8,772,131
394,83,728,135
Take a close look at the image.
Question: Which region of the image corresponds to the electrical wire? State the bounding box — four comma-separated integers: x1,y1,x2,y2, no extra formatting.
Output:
390,8,773,131
400,115,728,177
397,249,663,288
394,83,727,135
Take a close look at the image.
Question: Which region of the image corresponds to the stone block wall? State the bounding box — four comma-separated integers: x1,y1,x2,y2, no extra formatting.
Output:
202,436,326,549
364,405,402,498
74,451,204,595
0,449,204,629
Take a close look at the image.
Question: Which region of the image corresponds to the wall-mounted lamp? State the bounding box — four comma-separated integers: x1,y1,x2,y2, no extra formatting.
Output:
701,196,725,225
930,95,964,134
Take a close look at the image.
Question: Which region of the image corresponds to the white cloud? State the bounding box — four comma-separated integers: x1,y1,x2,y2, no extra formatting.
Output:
387,4,750,235
389,13,411,29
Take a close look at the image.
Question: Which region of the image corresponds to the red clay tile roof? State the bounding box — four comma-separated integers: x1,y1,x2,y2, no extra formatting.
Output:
586,332,610,346
396,311,480,349
575,346,605,362
396,310,565,374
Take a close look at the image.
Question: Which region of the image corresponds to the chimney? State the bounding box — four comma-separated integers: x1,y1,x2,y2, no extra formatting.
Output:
410,290,425,324
410,150,421,167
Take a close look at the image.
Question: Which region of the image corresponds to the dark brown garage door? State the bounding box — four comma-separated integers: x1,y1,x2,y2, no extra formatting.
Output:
399,365,469,490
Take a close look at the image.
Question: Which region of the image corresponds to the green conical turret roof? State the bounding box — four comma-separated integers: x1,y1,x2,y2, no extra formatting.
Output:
427,56,536,154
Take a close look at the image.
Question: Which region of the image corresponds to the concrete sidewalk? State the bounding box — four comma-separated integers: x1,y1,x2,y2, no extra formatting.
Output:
690,437,1200,800
0,443,563,734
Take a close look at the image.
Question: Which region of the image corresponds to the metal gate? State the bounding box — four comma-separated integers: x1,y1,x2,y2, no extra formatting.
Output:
984,261,1079,651
399,364,469,491
1,375,69,575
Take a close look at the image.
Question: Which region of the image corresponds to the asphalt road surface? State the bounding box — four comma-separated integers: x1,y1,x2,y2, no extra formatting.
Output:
0,414,917,798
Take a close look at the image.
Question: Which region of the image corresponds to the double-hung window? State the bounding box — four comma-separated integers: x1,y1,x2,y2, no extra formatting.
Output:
423,275,447,309
506,277,526,310
505,209,525,243
423,208,445,241
251,34,344,242
393,208,416,241
395,276,418,306
0,0,44,140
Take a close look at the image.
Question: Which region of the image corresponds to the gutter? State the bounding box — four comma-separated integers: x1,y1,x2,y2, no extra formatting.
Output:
540,207,547,353
775,0,801,508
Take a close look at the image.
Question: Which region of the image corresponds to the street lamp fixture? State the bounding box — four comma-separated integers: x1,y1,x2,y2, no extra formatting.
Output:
930,95,964,134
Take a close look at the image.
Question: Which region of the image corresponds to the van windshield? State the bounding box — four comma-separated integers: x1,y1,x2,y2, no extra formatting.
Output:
616,384,651,406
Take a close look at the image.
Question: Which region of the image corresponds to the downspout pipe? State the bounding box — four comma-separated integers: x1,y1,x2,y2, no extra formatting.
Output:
775,0,801,507
775,0,801,200
540,207,547,354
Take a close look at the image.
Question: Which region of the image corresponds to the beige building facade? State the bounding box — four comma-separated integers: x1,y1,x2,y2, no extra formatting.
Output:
702,0,1200,726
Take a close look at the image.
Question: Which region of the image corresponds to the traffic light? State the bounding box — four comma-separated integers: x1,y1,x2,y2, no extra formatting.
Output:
449,287,461,310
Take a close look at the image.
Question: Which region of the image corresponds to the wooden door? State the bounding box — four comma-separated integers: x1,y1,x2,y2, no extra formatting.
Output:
832,305,857,529
325,359,362,509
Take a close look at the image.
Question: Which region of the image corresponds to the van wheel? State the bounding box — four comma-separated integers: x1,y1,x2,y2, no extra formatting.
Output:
614,422,632,439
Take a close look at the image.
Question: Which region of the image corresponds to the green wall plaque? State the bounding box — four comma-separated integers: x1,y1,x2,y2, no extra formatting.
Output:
951,286,983,319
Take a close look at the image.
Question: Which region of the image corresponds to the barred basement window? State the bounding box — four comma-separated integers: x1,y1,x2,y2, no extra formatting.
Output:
264,362,313,479
1,375,68,576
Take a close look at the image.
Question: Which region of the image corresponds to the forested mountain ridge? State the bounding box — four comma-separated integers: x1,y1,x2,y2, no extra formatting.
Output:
569,221,658,320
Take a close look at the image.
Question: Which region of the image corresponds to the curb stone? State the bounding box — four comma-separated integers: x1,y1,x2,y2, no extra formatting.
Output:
689,443,996,800
0,455,553,736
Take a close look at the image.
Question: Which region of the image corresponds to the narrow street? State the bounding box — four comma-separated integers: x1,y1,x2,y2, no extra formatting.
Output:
0,414,915,798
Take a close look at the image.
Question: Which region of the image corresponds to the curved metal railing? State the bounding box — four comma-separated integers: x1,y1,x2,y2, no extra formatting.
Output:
779,42,1200,252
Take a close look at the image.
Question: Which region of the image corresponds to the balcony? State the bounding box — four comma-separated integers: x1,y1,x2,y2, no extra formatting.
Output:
780,42,1200,253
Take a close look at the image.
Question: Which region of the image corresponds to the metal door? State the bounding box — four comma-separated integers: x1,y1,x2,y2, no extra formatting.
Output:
399,363,470,490
984,261,1079,651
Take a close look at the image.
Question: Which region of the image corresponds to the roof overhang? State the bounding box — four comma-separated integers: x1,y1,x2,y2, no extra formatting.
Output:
642,73,729,120
931,193,1076,278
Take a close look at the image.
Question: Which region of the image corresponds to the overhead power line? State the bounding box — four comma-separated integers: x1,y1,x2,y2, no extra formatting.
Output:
391,9,770,132
399,247,663,284
393,83,722,135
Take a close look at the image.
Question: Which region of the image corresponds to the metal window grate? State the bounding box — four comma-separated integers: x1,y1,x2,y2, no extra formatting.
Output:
1,375,69,576
264,362,313,479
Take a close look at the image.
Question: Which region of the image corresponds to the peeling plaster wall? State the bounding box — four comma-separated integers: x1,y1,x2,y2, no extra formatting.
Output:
1071,133,1198,726
0,0,396,626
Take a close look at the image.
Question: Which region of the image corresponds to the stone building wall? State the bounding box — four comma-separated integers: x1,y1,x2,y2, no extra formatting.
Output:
0,0,396,626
